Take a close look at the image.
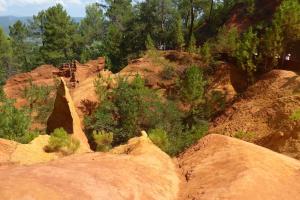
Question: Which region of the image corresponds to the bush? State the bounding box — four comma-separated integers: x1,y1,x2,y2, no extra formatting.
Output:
146,34,155,50
93,130,113,152
0,98,33,143
161,65,176,80
234,130,255,141
259,0,300,69
17,131,39,144
85,74,184,146
149,123,208,156
188,34,197,53
234,27,258,81
149,128,170,152
200,42,213,67
22,79,56,126
290,109,300,121
179,65,206,105
46,128,80,155
213,26,239,56
168,122,208,156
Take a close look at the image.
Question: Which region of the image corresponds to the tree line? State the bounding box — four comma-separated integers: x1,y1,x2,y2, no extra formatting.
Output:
0,0,255,83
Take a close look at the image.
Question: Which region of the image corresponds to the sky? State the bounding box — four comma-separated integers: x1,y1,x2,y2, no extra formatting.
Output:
0,0,106,17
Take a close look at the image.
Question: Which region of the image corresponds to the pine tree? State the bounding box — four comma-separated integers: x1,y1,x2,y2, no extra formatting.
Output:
0,27,13,82
188,34,197,53
234,27,258,81
79,3,104,45
174,16,185,51
272,0,300,65
146,34,156,50
9,21,32,72
40,4,77,66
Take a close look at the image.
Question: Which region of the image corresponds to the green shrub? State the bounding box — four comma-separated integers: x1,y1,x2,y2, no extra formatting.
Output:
149,128,170,152
17,131,39,144
22,79,56,126
168,122,208,156
161,65,176,80
0,98,33,143
234,130,255,140
213,26,239,56
259,0,300,69
206,90,226,117
200,42,213,67
146,34,155,50
85,74,184,146
188,34,197,53
234,27,258,81
290,109,300,121
46,128,80,155
179,65,206,105
93,130,113,152
174,16,185,50
94,75,109,103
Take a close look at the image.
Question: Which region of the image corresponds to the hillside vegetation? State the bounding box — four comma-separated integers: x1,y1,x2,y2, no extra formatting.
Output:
0,0,299,157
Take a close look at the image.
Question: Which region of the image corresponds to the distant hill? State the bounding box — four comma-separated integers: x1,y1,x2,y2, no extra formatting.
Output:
0,16,31,34
0,16,82,34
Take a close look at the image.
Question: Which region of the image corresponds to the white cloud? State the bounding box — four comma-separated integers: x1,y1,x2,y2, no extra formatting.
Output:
0,0,82,12
0,0,6,13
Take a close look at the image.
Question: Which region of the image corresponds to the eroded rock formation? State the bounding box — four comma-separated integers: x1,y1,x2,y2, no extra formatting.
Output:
0,134,179,200
46,78,90,152
0,135,58,165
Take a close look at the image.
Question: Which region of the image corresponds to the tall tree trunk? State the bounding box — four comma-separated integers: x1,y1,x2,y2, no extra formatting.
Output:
188,0,194,47
208,0,214,23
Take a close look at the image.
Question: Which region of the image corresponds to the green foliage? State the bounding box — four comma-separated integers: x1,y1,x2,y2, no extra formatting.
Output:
39,4,77,66
46,128,80,155
93,75,109,103
234,27,258,80
0,98,33,143
289,109,300,121
17,131,39,144
161,65,176,80
9,20,39,72
259,0,300,68
146,34,156,51
188,34,197,53
200,42,213,67
80,41,106,63
22,80,56,126
79,3,104,45
174,16,185,50
104,24,125,72
149,128,170,152
85,74,184,146
234,130,255,140
168,123,208,156
180,65,206,104
0,27,13,80
93,130,113,152
207,90,226,114
274,0,300,42
213,26,239,56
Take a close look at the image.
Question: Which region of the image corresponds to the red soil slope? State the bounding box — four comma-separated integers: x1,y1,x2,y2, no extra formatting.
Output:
210,70,300,159
178,134,300,200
